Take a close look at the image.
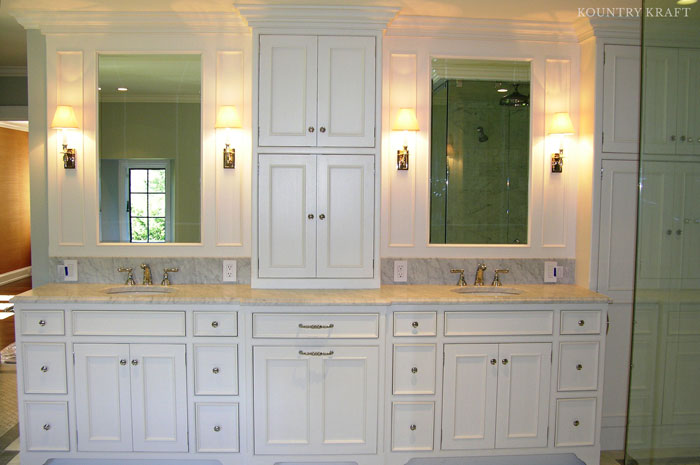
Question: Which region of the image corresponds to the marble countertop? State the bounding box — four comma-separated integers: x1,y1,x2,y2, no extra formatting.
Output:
11,283,610,306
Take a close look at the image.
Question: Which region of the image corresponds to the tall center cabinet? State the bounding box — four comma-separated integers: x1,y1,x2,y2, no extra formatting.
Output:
251,22,384,289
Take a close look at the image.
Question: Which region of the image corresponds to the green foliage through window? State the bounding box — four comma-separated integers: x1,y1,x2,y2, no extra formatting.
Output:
129,169,166,242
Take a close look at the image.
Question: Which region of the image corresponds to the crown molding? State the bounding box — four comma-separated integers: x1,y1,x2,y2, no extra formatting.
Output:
385,15,579,43
235,4,399,30
9,11,249,34
0,66,27,77
0,120,29,132
573,17,641,43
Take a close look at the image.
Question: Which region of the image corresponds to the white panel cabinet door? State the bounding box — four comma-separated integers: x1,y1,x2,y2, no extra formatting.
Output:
679,162,700,287
259,155,317,278
643,47,678,154
317,36,375,147
74,344,133,452
495,343,551,449
129,344,188,452
676,50,700,155
602,45,641,153
442,344,499,450
259,35,317,146
316,155,374,278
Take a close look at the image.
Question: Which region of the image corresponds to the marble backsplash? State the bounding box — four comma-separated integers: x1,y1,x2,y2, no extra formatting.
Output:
50,257,573,286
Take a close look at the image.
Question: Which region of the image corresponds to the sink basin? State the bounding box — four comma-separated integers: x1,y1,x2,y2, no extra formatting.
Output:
105,286,175,295
452,287,522,296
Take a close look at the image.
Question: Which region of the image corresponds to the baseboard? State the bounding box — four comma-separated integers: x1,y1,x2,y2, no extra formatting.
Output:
0,266,31,286
602,415,627,451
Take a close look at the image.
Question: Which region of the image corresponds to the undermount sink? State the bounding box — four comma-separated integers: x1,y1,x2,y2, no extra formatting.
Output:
452,287,523,296
104,286,175,295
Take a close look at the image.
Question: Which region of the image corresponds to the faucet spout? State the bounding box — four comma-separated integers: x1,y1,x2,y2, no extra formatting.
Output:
474,263,487,286
141,263,153,286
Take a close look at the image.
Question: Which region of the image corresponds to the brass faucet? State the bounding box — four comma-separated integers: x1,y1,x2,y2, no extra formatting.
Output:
117,267,135,285
140,263,153,286
492,268,510,286
450,269,468,287
474,263,487,286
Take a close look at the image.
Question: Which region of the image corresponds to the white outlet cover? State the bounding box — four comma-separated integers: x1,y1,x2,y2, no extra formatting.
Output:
544,261,557,283
63,259,78,282
394,260,408,283
223,260,237,283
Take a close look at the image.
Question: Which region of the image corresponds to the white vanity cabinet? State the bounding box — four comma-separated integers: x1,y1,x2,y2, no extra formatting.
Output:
258,35,375,147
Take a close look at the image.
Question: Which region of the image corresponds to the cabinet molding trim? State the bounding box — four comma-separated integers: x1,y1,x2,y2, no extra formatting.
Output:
237,5,399,29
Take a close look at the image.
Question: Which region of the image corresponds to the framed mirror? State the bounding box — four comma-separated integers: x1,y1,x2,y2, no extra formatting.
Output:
430,58,531,245
98,54,202,243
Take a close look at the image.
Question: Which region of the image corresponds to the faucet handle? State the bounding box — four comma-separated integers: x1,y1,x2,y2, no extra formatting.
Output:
450,269,467,287
161,268,179,286
117,267,135,286
492,268,510,287
450,268,465,274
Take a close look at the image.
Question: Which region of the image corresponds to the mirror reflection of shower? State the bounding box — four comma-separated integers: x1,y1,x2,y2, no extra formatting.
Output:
429,58,531,245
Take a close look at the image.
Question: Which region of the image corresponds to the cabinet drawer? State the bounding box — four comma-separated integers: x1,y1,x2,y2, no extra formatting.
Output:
194,345,238,395
445,311,553,336
72,311,185,336
24,402,70,451
253,313,379,338
194,312,238,337
555,398,597,447
22,343,67,394
393,344,436,395
558,342,600,391
394,312,437,337
392,402,434,451
195,403,239,452
21,311,64,335
560,311,601,335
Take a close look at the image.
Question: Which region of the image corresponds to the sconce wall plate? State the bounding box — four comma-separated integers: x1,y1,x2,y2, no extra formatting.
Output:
62,144,76,169
397,145,409,170
551,149,563,173
223,143,236,169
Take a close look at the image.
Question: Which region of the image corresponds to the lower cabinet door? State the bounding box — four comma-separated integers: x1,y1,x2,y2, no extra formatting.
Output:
392,402,435,451
253,345,379,455
130,344,188,452
195,403,240,452
495,343,551,449
555,398,597,447
24,401,70,451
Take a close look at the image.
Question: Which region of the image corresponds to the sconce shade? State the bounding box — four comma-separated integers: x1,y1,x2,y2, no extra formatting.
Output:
549,112,575,135
392,108,419,131
215,105,243,129
51,105,79,129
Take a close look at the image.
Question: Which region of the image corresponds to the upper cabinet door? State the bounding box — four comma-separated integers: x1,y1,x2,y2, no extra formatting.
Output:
602,45,641,153
643,47,678,154
258,155,317,278
316,155,374,278
317,36,375,147
676,50,700,155
259,35,318,147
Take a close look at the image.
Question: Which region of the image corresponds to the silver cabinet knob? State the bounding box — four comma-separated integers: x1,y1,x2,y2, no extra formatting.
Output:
211,321,219,328
671,135,677,141
677,229,683,236
43,424,51,431
131,360,138,366
578,320,585,327
308,126,315,133
38,320,46,327
502,359,509,365
490,359,497,365
213,425,221,432
411,367,418,374
573,420,580,427
576,364,583,371
409,424,417,431
120,359,127,366
212,367,220,374
319,126,326,133
681,135,687,142
319,214,326,220
666,229,673,235
308,214,314,219
689,137,694,143
412,321,419,328
40,365,49,373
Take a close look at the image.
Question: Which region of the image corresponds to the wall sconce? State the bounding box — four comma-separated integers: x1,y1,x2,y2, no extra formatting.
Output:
548,112,575,173
215,105,242,169
51,105,79,169
392,108,419,170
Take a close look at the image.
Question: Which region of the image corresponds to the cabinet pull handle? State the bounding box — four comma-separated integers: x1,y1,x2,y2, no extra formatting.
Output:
43,424,51,431
412,321,419,328
573,420,580,427
409,424,417,431
666,229,673,235
502,359,509,365
308,126,315,133
131,359,138,366
40,365,49,373
214,425,221,432
681,135,687,142
298,323,334,329
411,367,418,374
120,359,127,366
490,359,497,365
38,320,46,327
211,321,219,328
578,320,585,327
319,214,326,220
212,367,220,374
320,126,326,133
299,350,334,357
308,214,315,219
671,135,677,141
576,364,583,371
677,229,682,236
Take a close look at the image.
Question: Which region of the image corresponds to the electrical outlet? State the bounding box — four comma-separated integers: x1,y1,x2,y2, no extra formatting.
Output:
62,259,78,282
394,260,408,282
544,261,558,283
223,260,237,282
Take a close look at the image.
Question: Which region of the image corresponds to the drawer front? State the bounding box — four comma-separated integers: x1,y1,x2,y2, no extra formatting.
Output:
196,403,239,452
393,344,436,395
445,311,553,336
194,345,238,395
72,311,185,336
555,398,597,447
23,343,67,394
394,312,437,337
21,311,64,335
560,310,601,335
253,313,379,338
558,342,600,391
24,402,70,451
392,402,434,451
194,312,238,337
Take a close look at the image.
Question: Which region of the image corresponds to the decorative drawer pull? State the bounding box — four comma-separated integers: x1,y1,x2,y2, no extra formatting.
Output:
573,419,580,427
299,350,334,357
120,359,127,366
490,359,497,365
298,323,335,329
578,320,585,327
213,425,221,432
411,367,418,374
43,424,51,431
308,126,315,133
502,359,509,365
131,359,139,366
576,364,583,371
40,365,49,373
212,367,220,374
308,214,315,219
409,424,417,431
319,213,326,220
38,320,46,327
320,126,326,133
211,321,219,328
412,321,419,328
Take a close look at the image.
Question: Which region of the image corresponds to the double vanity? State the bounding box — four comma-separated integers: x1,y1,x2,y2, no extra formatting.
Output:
12,283,609,465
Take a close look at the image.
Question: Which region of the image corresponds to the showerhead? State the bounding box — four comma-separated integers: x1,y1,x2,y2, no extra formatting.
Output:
476,126,488,143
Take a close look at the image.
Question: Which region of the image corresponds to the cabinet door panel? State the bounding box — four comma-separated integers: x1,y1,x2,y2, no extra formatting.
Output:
259,155,316,277
603,45,641,153
259,35,317,146
680,163,700,286
442,344,498,450
130,344,188,452
643,47,678,154
74,344,132,452
317,36,375,147
495,343,551,449
316,155,374,278
676,50,700,155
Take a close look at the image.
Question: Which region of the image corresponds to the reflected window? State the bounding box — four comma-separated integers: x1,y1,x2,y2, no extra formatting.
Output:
128,167,167,243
